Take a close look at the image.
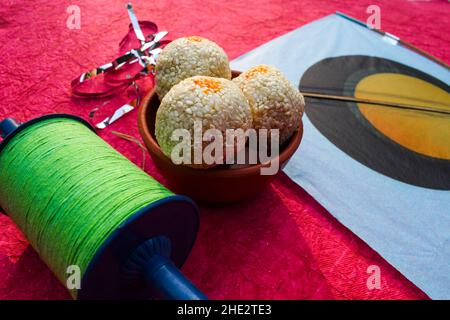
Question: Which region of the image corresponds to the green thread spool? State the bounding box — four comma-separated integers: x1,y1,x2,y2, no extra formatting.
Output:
0,114,204,300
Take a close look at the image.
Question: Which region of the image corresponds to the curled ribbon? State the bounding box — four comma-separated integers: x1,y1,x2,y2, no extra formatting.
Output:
71,3,170,129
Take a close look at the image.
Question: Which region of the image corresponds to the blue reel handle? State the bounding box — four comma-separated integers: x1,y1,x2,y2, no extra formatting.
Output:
122,236,207,300
144,254,207,300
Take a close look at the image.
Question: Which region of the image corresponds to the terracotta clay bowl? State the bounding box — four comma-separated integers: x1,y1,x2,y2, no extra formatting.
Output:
138,71,303,203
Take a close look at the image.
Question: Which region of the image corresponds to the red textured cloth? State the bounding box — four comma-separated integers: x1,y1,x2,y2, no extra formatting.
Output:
1,0,448,300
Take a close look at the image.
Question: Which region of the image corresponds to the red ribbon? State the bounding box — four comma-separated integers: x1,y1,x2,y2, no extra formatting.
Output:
71,20,170,128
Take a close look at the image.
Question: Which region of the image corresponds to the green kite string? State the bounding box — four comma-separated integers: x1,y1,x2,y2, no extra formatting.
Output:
0,118,173,298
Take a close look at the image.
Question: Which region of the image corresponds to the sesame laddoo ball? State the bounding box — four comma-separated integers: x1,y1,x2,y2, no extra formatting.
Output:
155,36,232,100
155,76,252,168
232,64,305,145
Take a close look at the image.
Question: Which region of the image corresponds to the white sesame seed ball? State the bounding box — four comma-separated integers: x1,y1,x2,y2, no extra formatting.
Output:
155,76,252,168
233,65,305,145
155,36,232,100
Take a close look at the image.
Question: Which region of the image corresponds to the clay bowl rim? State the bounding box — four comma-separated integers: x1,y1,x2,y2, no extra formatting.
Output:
138,73,303,178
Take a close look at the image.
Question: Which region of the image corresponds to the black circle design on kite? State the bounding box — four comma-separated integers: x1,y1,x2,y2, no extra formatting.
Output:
300,55,450,190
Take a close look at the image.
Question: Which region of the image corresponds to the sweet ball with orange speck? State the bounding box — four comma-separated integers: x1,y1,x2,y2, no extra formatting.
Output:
233,64,305,145
155,36,232,100
155,76,252,169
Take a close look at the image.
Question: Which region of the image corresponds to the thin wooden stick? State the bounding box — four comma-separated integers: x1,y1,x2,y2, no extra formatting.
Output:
302,92,450,116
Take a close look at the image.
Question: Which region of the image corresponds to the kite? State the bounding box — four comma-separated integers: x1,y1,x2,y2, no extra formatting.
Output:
232,12,450,299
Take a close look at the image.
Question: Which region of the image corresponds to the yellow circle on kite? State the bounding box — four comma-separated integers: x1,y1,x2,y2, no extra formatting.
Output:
355,73,450,160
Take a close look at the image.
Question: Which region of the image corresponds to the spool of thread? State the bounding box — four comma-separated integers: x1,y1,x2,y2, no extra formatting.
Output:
0,114,206,300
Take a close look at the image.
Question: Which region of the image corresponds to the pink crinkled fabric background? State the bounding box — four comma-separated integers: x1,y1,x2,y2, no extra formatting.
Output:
1,0,448,299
